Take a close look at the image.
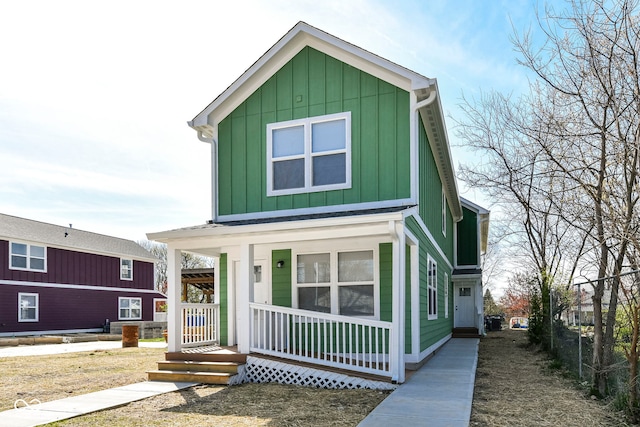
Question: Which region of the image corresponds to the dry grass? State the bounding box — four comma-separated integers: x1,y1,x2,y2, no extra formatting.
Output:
0,347,163,410
470,328,628,426
0,347,388,426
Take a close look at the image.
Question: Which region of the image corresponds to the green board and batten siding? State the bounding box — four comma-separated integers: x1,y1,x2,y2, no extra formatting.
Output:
457,206,479,266
218,253,228,346
217,46,411,216
406,216,454,351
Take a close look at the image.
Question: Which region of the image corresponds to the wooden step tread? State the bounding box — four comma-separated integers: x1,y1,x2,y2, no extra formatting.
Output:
157,360,240,373
147,370,235,385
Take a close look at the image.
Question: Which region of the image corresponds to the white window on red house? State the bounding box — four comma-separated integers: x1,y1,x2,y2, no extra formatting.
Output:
10,242,46,272
119,297,142,320
18,293,39,322
120,258,133,280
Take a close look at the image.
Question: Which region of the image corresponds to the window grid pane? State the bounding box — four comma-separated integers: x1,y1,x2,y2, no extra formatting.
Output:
338,251,373,282
312,153,346,186
298,286,331,313
272,126,304,157
339,285,374,316
311,119,346,152
297,254,330,283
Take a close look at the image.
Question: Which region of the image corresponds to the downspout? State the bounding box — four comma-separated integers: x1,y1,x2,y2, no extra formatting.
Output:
196,130,218,223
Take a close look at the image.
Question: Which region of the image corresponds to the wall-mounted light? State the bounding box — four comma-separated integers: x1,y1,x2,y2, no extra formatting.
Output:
276,260,285,268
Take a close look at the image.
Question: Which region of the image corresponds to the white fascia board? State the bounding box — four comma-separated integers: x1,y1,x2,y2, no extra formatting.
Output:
148,210,405,244
190,22,432,134
460,197,490,215
417,91,462,222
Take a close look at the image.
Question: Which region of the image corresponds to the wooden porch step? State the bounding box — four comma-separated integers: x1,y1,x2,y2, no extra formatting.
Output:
452,327,481,338
147,370,234,385
157,360,241,374
165,351,247,364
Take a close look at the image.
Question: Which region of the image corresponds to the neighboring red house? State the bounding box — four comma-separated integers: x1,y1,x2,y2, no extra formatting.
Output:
0,213,164,337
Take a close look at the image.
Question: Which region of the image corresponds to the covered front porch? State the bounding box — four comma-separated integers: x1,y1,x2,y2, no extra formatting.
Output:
150,210,411,383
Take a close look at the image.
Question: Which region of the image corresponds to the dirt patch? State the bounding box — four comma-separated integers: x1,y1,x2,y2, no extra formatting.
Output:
470,328,628,426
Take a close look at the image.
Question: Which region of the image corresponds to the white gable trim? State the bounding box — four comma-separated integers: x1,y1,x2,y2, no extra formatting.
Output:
190,22,433,134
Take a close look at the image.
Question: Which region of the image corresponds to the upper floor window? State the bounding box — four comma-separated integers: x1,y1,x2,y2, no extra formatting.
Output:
19,293,39,322
427,256,437,320
120,258,133,280
10,242,46,272
267,112,351,196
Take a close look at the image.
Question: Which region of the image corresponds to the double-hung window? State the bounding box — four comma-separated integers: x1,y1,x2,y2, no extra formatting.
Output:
119,297,142,320
427,256,438,320
296,249,375,317
10,242,46,272
444,272,449,318
267,112,351,196
18,293,39,322
120,258,133,280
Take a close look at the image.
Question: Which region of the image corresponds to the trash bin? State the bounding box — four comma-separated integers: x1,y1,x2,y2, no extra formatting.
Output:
122,325,139,348
491,317,502,331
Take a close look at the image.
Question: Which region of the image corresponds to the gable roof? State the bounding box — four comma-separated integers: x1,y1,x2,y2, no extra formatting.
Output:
188,21,462,220
0,213,156,262
460,197,490,255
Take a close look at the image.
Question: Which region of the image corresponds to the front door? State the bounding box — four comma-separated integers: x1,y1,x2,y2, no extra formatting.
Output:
454,285,475,328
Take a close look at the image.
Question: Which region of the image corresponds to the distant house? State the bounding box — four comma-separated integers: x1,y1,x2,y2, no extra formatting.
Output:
148,22,489,384
0,213,165,337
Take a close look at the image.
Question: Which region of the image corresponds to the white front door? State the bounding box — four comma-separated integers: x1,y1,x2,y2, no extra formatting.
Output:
454,285,475,328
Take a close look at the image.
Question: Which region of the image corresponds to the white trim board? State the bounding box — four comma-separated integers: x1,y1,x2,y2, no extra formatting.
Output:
0,280,164,295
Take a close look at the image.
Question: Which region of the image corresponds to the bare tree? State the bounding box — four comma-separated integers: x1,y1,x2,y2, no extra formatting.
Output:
511,0,640,394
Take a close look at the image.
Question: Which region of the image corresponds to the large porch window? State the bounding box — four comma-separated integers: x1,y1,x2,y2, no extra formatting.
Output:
296,249,375,317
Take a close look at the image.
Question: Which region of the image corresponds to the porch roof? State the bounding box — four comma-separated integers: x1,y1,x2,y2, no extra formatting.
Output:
147,208,408,255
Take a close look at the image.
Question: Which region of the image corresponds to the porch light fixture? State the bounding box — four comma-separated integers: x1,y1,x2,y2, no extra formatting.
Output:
277,260,285,268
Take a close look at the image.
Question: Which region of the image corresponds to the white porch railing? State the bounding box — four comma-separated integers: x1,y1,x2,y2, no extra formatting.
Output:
249,302,393,378
181,303,218,347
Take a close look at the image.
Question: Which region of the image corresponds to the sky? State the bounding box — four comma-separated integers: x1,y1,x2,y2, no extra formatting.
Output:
0,1,542,250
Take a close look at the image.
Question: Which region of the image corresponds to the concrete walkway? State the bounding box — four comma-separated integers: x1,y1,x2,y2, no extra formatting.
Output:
0,340,167,357
358,338,479,427
0,381,197,427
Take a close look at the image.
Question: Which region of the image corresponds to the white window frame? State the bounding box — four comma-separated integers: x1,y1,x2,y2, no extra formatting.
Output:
118,297,142,320
441,187,447,237
266,111,352,196
18,292,39,322
10,241,47,272
293,247,378,319
427,256,438,320
444,272,449,319
120,258,133,280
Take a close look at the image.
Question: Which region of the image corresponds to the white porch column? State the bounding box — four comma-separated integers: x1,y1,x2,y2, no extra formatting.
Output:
236,243,254,353
390,221,406,383
167,245,182,353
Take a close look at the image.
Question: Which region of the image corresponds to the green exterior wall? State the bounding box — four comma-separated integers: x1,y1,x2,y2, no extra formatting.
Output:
418,119,454,261
379,243,392,323
217,46,411,216
271,249,292,307
406,216,453,351
457,206,479,266
218,253,228,346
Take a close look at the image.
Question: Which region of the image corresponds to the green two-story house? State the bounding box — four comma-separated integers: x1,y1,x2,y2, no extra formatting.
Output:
148,22,488,386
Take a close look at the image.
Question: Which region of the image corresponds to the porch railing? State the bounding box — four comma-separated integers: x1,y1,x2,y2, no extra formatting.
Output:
249,302,393,378
181,303,218,347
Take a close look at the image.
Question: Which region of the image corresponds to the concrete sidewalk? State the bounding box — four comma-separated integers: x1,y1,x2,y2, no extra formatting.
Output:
358,338,479,427
0,381,197,427
0,340,167,357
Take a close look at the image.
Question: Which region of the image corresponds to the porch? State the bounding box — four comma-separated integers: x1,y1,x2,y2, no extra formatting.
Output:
156,302,396,382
